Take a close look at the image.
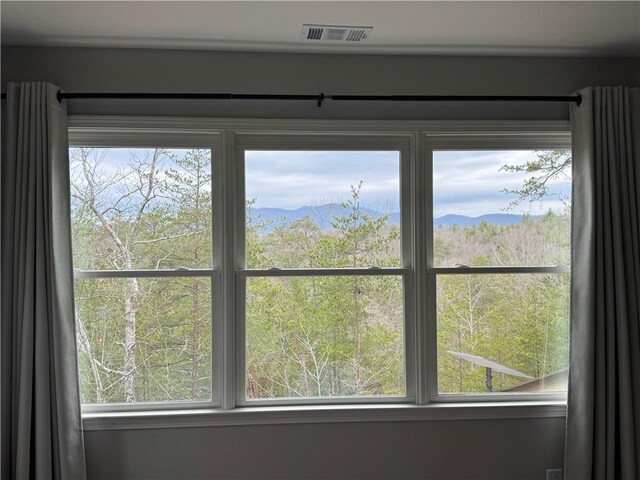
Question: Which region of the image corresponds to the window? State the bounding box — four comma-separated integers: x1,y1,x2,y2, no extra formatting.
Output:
238,139,413,404
69,120,570,416
70,134,222,408
428,143,571,399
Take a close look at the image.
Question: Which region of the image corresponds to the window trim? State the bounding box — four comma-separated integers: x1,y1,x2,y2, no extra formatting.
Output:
68,116,572,422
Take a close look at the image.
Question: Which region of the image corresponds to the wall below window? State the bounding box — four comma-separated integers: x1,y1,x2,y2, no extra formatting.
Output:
3,46,637,479
85,417,565,480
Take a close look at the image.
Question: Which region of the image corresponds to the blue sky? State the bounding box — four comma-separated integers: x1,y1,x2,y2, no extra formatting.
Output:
72,148,571,218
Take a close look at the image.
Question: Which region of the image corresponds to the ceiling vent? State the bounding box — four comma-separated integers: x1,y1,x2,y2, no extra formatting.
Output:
300,24,372,43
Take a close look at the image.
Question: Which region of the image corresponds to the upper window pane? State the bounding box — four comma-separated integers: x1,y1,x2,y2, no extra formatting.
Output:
244,150,401,269
70,147,212,270
433,150,571,267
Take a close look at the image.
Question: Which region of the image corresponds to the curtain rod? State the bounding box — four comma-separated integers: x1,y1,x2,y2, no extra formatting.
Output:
0,91,582,106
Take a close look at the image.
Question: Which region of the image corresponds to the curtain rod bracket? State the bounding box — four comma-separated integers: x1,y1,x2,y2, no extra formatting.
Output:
317,93,325,108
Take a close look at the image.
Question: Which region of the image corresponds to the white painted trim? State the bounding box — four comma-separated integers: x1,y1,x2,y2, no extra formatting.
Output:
74,269,219,279
435,392,568,403
424,140,439,405
81,402,567,431
221,130,237,410
240,268,410,277
239,395,411,408
429,266,570,275
68,116,570,136
400,141,416,401
424,133,571,150
211,141,224,408
236,134,412,150
414,132,429,406
69,129,221,148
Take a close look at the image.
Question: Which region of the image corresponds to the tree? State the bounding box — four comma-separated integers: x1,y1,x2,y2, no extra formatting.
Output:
71,147,213,403
245,183,403,398
500,150,571,208
71,149,571,402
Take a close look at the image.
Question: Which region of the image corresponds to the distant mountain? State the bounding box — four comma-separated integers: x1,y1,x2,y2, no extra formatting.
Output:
250,204,398,230
434,213,538,227
249,205,536,231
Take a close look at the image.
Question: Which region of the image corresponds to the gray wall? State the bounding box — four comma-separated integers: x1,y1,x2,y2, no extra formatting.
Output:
3,46,639,120
3,46,638,479
84,417,566,480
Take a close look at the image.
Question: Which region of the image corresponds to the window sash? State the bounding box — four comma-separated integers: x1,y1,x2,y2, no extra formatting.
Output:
235,137,415,406
69,134,224,411
424,135,572,403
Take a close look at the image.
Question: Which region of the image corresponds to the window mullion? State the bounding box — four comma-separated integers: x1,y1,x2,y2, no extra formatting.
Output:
211,141,224,408
401,140,417,403
418,134,434,405
221,129,238,410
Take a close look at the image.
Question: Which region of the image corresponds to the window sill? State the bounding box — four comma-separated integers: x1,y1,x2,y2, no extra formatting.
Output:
82,401,566,431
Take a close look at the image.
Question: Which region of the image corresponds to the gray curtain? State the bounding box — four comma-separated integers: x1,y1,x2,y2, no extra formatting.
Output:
1,82,87,479
565,86,640,479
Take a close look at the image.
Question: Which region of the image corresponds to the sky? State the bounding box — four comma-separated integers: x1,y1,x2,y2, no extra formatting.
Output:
246,149,571,217
71,147,572,218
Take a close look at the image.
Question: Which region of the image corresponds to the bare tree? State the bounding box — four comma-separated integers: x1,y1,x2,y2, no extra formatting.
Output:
71,147,163,402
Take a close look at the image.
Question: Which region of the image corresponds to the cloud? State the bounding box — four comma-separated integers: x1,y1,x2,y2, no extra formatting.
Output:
433,150,571,216
246,151,400,210
73,148,571,218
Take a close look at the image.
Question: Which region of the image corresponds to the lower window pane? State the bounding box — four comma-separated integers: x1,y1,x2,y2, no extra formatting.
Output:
246,275,405,399
75,277,212,404
437,274,569,394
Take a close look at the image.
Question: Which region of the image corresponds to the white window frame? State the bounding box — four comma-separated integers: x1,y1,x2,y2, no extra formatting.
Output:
424,133,572,403
234,134,415,406
69,127,224,413
67,117,571,426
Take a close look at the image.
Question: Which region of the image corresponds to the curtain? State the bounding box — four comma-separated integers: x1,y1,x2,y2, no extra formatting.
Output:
565,86,640,479
1,83,87,479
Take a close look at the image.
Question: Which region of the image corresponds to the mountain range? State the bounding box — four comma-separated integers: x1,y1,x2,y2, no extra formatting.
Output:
249,204,537,230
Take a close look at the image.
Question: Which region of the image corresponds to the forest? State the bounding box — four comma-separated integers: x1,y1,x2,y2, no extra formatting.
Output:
70,147,570,404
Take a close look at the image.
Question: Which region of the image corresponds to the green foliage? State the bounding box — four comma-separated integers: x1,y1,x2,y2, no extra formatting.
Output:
71,149,570,403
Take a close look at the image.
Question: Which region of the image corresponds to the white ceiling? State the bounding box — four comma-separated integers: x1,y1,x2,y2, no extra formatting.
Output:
2,1,639,57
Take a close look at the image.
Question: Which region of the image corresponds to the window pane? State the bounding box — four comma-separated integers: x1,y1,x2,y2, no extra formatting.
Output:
70,147,212,270
433,150,571,267
246,275,405,399
245,151,401,268
75,277,212,404
437,274,569,394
